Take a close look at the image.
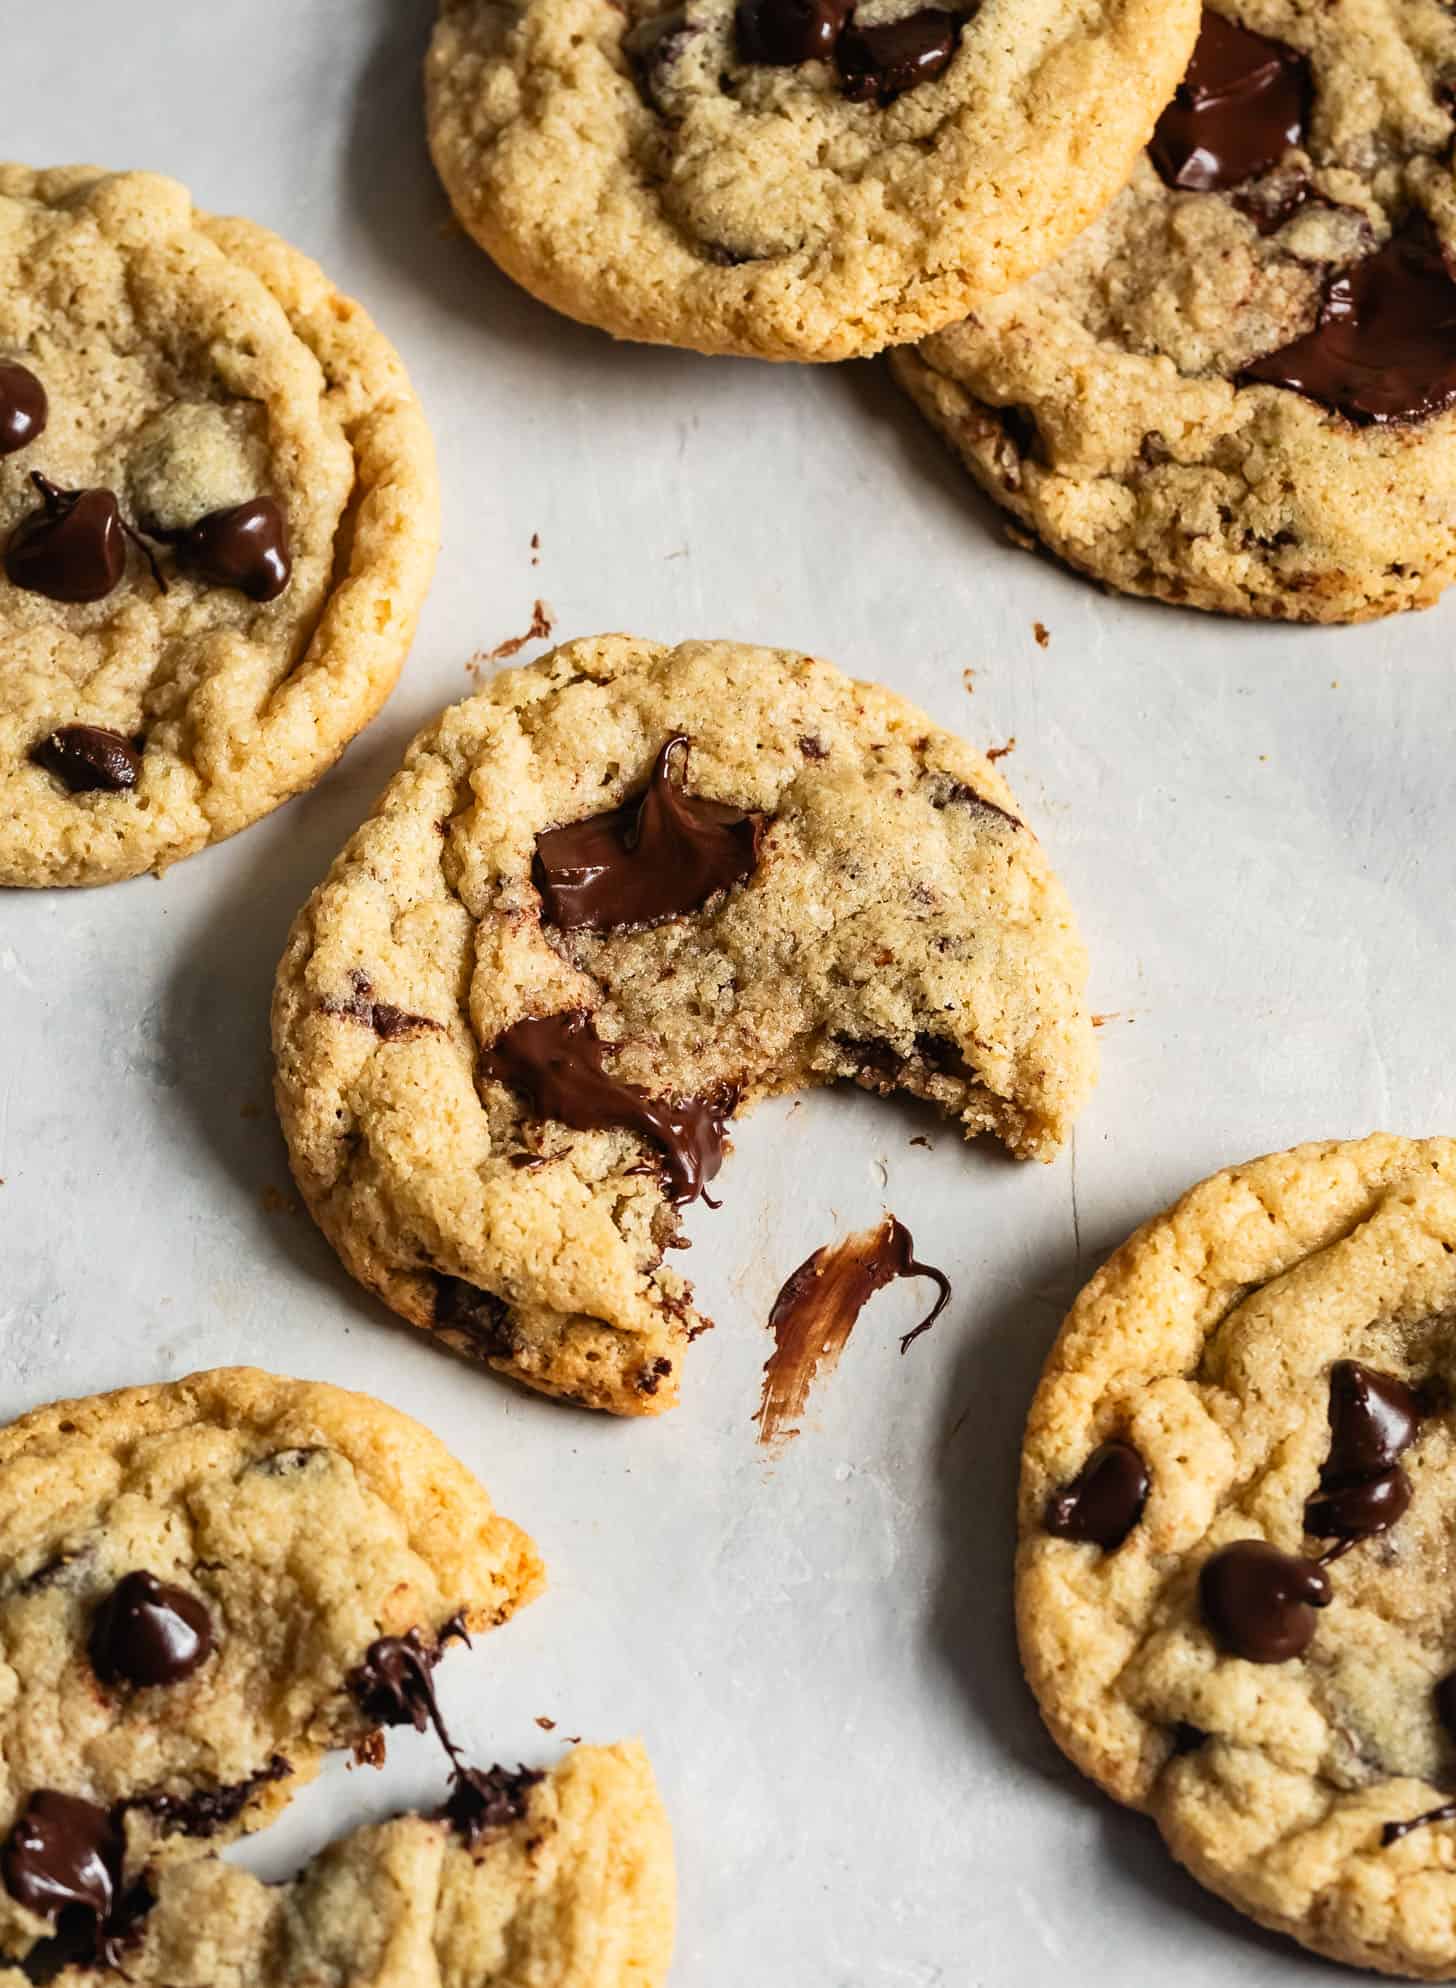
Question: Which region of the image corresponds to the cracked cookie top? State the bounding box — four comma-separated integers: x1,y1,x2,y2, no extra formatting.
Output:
1017,1135,1456,1978
424,0,1199,359
0,166,439,886
272,634,1095,1416
0,1367,542,1965
893,0,1456,622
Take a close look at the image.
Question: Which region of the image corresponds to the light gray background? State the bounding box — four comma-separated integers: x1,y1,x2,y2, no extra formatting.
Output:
5,4,1453,1981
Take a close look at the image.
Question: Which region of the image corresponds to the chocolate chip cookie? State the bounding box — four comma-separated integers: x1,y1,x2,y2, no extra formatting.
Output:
424,0,1199,360
272,634,1096,1415
894,2,1456,622
1018,1135,1456,1977
0,1367,542,1964
2,1742,672,1988
0,165,439,886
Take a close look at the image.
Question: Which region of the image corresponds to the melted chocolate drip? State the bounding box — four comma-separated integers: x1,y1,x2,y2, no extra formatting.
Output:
31,725,140,795
6,474,127,603
1044,1440,1149,1551
89,1572,214,1689
1240,218,1456,425
755,1215,950,1447
737,0,852,65
1383,1800,1456,1847
0,360,47,456
1305,1467,1411,1545
129,1756,291,1840
1199,1539,1332,1663
321,970,442,1042
441,1763,545,1848
1150,9,1308,192
1,1792,125,1959
481,1011,734,1207
171,497,291,602
1303,1360,1422,1548
532,736,764,933
836,8,960,102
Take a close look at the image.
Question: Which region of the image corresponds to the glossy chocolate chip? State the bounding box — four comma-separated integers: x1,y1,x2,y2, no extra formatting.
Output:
1240,218,1456,425
737,0,852,64
1304,1465,1411,1543
1,1790,121,1927
837,8,960,103
90,1572,214,1688
176,497,291,602
1199,1539,1331,1663
532,735,764,932
1044,1440,1149,1550
6,475,126,603
481,1010,735,1206
31,725,141,795
1149,8,1309,193
0,360,47,457
1324,1360,1422,1479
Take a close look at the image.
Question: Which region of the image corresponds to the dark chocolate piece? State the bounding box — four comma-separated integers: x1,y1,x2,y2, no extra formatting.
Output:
434,1276,515,1359
737,0,853,65
1199,1539,1331,1663
1437,1670,1456,1743
836,7,960,103
31,724,141,795
1323,1360,1422,1479
128,1756,291,1839
1150,8,1309,192
1304,1466,1411,1545
1045,1440,1149,1551
1,1791,122,1941
173,497,291,602
348,1629,449,1740
1383,1800,1456,1847
0,359,47,457
89,1572,214,1689
1240,218,1456,425
441,1763,545,1848
481,1010,734,1206
320,969,442,1041
532,736,763,933
6,474,127,603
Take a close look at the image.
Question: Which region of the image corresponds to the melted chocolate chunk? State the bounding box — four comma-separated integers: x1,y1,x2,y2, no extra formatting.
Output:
1437,1670,1456,1743
837,7,960,103
0,359,47,457
129,1756,291,1839
1383,1800,1456,1847
481,1011,734,1206
1044,1440,1149,1551
173,497,291,602
434,1275,515,1359
1323,1360,1422,1479
1199,1539,1331,1663
320,969,442,1041
532,736,763,933
1,1791,122,1936
737,0,852,65
6,474,127,603
89,1572,214,1689
1149,8,1309,192
442,1763,545,1848
349,1629,447,1737
1240,218,1456,425
1305,1466,1412,1545
31,724,140,795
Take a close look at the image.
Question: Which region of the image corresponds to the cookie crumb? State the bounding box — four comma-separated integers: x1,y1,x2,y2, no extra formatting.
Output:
986,738,1016,762
962,668,976,695
530,532,541,567
1032,621,1050,648
1091,1011,1132,1028
535,1715,556,1731
475,600,555,668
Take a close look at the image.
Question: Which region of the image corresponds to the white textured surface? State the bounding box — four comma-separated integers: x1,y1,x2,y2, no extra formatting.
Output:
4,5,1454,1981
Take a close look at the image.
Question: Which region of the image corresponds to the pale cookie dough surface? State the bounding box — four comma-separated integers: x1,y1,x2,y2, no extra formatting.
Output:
273,634,1095,1416
1018,1135,1456,1978
424,0,1199,360
0,165,439,886
894,0,1456,623
19,1742,673,1988
0,1366,542,1960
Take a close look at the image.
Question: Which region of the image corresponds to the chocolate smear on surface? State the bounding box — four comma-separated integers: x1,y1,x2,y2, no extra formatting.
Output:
31,725,140,795
533,735,764,933
441,1763,545,1849
169,497,291,602
836,7,961,103
128,1756,291,1840
1303,1360,1422,1549
90,1571,214,1689
1150,8,1309,192
1239,218,1456,424
1383,1800,1456,1847
1044,1440,1149,1550
755,1215,950,1448
1199,1539,1331,1663
321,969,442,1042
6,474,128,603
0,1791,132,1963
481,1010,734,1207
0,360,47,457
737,0,853,65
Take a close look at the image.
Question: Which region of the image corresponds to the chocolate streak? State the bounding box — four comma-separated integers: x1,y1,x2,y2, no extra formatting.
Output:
321,970,443,1042
1150,8,1309,192
755,1215,950,1448
482,1010,734,1206
1383,1800,1456,1847
533,735,764,933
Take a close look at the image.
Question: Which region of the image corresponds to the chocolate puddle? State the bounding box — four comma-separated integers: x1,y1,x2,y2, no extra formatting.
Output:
755,1215,950,1447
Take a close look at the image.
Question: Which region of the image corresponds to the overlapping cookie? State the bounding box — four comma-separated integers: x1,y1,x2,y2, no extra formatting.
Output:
273,634,1095,1414
0,1367,541,1964
424,0,1200,360
0,165,439,886
894,1,1456,622
1018,1135,1456,1977
3,1744,674,1988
